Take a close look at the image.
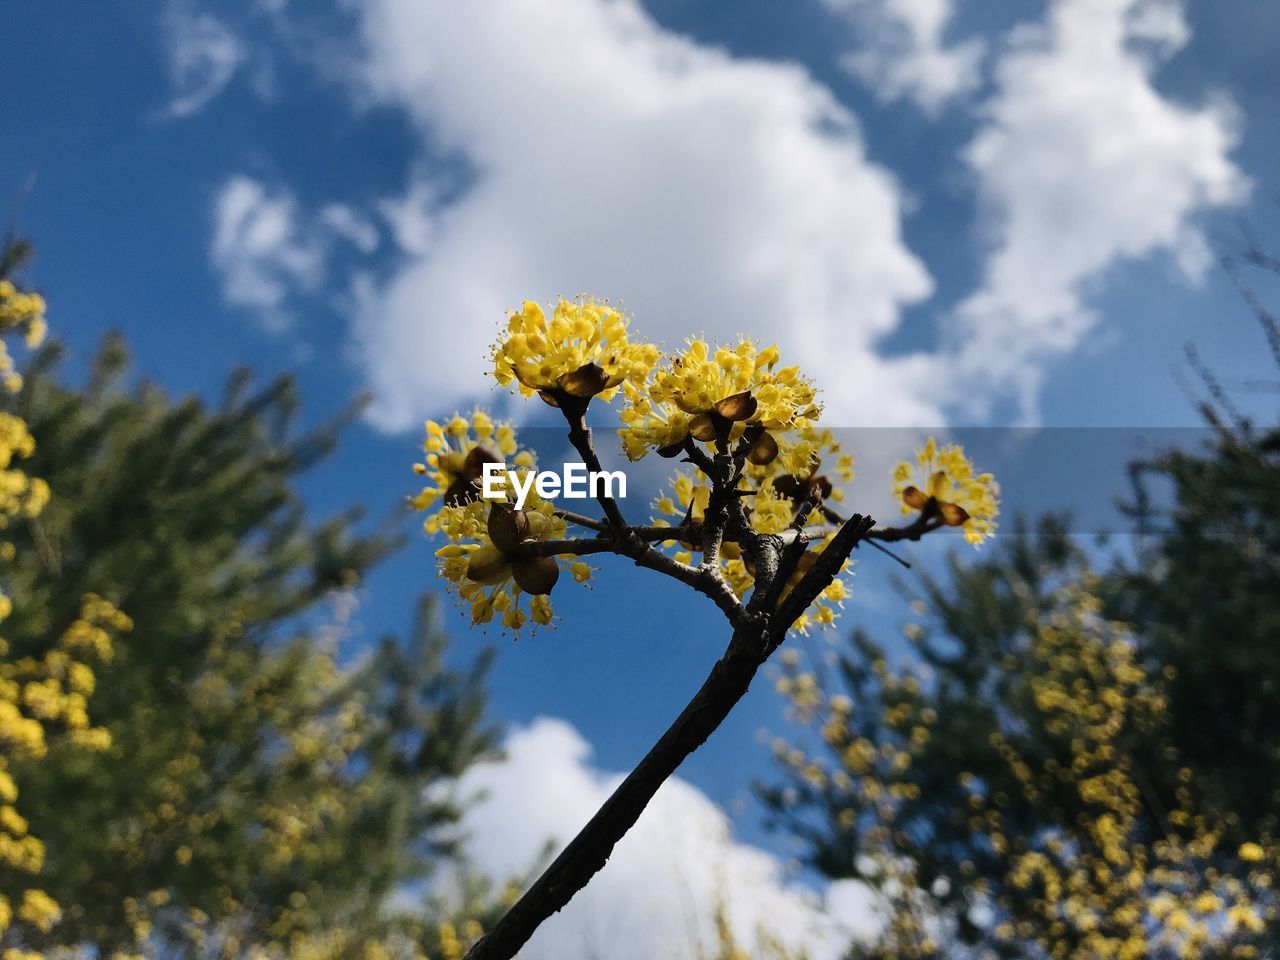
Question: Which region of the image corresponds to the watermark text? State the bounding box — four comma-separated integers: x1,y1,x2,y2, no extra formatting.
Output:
482,462,626,510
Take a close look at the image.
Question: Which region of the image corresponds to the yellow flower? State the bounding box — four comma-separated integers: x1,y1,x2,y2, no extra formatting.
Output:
411,411,532,532
0,280,47,395
893,437,999,544
1240,842,1266,862
769,428,854,487
493,297,658,405
649,465,854,634
432,482,590,632
620,339,819,460
754,428,856,514
748,482,794,535
17,889,61,932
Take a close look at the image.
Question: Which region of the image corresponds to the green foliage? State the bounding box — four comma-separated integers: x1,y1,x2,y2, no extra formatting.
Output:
0,335,498,957
763,518,1096,954
764,271,1280,955
1118,409,1280,834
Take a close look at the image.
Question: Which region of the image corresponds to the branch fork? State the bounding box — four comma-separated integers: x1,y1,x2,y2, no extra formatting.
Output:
460,400,919,960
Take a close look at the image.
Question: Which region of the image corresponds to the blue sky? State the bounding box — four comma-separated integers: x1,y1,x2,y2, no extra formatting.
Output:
6,1,1280,955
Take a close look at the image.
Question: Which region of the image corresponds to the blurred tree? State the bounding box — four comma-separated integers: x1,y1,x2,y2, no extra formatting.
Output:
1117,374,1280,834
763,254,1280,957
0,262,499,956
1,236,134,958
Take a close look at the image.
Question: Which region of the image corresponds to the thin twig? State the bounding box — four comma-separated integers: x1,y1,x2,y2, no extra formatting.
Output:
624,542,749,628
859,537,912,569
867,515,938,543
516,538,616,558
554,508,609,532
563,407,628,531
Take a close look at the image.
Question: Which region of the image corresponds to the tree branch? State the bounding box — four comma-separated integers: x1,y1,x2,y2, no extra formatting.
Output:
754,491,821,614
618,534,750,629
769,513,875,650
462,617,771,960
823,502,938,547
515,538,616,558
554,508,608,532
462,510,876,960
562,406,628,531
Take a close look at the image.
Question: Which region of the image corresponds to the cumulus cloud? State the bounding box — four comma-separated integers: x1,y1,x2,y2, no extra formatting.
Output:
822,0,985,112
348,0,937,431
948,0,1248,418
160,0,246,118
209,0,1246,429
451,718,881,959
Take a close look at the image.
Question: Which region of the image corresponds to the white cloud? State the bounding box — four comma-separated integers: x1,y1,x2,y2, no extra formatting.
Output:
210,177,385,330
210,176,325,330
319,204,381,255
451,718,882,960
347,0,937,431
375,180,441,258
209,0,1247,429
160,0,246,118
823,0,985,112
947,0,1247,418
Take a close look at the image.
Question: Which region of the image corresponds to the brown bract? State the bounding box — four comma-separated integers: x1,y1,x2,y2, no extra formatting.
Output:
444,443,506,506
901,486,971,527
464,502,561,597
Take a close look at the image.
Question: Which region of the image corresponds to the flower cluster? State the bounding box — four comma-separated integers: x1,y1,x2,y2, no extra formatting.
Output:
645,426,857,631
619,338,819,461
412,411,531,532
421,297,997,635
0,279,47,393
412,413,592,630
757,427,855,506
431,484,591,631
772,587,1278,960
893,437,999,544
0,414,49,538
0,271,135,954
492,298,659,405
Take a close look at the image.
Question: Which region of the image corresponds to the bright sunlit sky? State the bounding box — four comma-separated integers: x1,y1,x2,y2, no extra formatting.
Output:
6,1,1280,955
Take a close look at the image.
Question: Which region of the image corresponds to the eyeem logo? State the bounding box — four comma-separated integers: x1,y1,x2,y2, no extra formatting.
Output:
482,462,626,510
